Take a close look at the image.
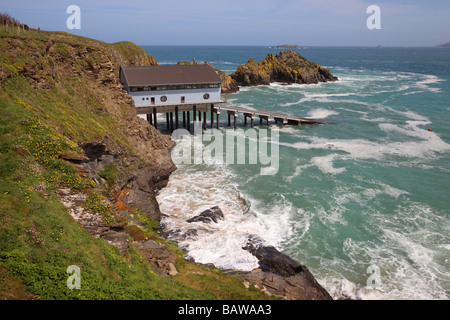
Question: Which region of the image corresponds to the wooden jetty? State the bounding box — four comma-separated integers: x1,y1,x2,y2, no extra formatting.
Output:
136,101,325,132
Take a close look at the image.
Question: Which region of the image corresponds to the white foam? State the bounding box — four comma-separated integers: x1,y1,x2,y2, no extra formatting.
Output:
415,75,443,93
157,164,296,271
310,154,346,174
281,118,450,163
306,108,339,119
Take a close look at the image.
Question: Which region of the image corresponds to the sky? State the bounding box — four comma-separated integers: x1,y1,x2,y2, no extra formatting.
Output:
1,0,449,47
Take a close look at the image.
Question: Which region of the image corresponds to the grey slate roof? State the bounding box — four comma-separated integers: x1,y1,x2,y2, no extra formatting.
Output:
120,64,222,87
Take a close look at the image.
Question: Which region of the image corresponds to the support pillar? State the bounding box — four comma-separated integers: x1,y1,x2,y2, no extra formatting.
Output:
216,111,220,129
166,113,170,130
153,108,157,129
203,112,207,130
146,113,152,125
187,111,190,132
183,111,186,128
175,106,179,129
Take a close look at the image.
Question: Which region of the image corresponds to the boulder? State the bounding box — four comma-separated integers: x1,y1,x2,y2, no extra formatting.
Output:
241,236,332,300
187,206,224,224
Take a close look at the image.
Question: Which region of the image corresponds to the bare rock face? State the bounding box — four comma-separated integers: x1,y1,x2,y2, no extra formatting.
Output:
134,239,178,276
241,236,332,300
231,50,338,87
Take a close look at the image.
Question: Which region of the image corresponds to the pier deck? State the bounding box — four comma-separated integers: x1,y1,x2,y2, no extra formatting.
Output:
136,101,325,132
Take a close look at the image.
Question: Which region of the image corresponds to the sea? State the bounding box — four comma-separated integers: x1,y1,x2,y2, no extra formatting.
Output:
140,45,450,300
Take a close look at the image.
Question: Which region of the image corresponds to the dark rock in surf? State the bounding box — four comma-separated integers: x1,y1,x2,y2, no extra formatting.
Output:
240,235,333,300
187,206,224,224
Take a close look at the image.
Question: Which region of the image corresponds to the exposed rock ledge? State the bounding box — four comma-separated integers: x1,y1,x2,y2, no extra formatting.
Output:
239,236,332,300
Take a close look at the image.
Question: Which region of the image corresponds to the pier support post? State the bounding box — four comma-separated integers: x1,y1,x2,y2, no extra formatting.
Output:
193,105,197,122
166,113,170,130
170,112,174,132
203,112,207,130
187,111,190,132
183,111,186,128
153,108,157,129
175,106,179,129
211,104,214,129
216,111,220,129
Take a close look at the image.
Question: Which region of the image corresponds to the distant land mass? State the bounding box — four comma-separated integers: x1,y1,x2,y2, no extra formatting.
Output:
435,42,450,48
270,44,303,49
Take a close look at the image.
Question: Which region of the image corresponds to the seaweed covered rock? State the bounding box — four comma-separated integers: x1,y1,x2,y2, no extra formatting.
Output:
231,50,338,87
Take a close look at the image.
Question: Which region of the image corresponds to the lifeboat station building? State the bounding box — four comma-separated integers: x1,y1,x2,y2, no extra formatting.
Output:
119,64,224,131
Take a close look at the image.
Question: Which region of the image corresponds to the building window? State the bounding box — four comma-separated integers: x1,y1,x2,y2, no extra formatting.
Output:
181,96,185,103
203,93,210,100
160,96,167,102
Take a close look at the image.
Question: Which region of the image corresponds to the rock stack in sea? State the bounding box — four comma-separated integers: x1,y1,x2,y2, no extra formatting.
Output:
231,50,338,87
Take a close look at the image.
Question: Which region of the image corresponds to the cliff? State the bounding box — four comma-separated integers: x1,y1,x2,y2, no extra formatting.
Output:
231,50,338,86
0,25,330,300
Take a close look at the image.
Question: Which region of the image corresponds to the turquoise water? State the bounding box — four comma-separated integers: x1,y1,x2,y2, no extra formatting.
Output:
143,46,450,299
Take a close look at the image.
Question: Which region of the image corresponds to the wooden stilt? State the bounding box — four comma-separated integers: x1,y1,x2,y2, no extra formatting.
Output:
203,112,207,130
187,111,190,132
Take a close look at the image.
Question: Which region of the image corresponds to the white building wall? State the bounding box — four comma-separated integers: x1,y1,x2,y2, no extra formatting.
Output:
131,87,221,107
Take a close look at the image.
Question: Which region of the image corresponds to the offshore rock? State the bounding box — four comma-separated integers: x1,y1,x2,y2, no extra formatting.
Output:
231,50,338,87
